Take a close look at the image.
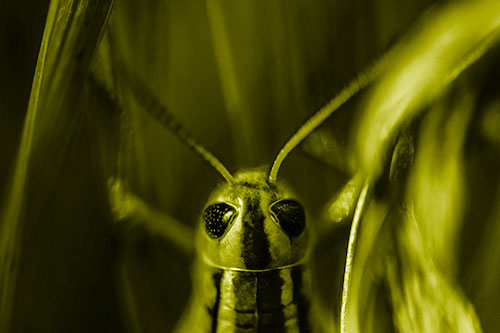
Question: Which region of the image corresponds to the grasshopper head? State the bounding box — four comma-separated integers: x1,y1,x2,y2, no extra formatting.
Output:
196,168,312,271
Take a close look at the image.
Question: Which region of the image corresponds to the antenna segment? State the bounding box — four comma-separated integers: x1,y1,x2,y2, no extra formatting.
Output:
122,67,234,183
268,57,388,185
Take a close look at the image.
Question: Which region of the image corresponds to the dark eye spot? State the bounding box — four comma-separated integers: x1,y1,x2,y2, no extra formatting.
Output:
269,199,305,237
203,203,237,239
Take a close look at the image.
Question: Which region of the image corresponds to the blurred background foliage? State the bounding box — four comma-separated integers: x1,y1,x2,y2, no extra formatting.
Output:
1,0,499,332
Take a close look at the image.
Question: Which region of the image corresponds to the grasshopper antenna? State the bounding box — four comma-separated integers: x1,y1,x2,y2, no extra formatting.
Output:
120,66,234,184
267,57,388,185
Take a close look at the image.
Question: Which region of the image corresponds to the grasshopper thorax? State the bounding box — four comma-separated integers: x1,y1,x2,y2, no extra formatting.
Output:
196,168,312,271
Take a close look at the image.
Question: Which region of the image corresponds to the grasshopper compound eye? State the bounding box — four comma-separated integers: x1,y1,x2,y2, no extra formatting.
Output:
203,203,238,239
269,199,306,237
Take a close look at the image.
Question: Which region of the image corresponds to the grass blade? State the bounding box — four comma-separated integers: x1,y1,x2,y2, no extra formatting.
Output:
0,1,113,330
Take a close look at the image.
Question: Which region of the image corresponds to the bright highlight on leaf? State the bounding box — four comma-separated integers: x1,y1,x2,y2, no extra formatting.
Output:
355,0,500,177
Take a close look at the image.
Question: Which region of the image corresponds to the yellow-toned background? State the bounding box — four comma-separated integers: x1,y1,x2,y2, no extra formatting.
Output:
1,0,499,332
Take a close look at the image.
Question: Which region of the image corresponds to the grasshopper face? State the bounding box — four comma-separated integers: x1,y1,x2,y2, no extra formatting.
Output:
196,169,312,271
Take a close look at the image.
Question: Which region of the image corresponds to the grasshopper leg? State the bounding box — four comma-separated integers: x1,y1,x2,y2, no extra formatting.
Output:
108,177,194,255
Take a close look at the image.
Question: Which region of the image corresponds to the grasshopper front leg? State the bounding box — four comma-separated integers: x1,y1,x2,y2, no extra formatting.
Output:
89,65,196,255
108,177,194,255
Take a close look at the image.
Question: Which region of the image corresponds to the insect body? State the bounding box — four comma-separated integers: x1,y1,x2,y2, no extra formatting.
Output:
176,169,325,332
98,43,376,332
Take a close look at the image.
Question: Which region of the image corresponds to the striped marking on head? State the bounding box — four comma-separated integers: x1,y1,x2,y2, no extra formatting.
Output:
197,169,311,271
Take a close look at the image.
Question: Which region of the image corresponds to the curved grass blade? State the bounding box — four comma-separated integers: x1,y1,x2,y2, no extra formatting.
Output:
343,1,500,330
0,0,113,331
355,0,500,178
